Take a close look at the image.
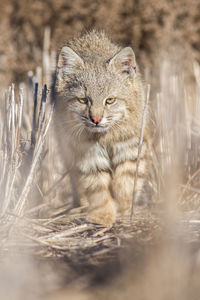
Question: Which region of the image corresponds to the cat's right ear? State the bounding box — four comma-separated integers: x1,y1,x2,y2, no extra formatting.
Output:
57,47,84,79
107,47,137,77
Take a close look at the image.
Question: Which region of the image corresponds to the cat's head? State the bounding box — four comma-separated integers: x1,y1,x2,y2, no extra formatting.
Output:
56,45,139,134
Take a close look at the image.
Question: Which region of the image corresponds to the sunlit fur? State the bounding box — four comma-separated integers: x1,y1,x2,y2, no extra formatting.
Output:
54,30,149,225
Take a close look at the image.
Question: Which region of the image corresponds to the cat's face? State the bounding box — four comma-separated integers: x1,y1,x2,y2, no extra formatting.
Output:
56,46,137,134
66,75,131,133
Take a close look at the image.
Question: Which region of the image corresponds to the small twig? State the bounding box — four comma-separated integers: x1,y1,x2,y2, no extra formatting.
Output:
31,82,38,147
10,84,16,159
130,84,150,220
38,84,47,135
93,226,112,237
179,166,200,202
43,169,71,197
16,88,24,151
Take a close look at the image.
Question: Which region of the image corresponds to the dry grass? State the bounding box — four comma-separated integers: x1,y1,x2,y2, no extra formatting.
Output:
0,29,200,299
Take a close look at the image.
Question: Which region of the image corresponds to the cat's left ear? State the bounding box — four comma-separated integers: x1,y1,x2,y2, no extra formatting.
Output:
108,47,137,77
57,46,84,78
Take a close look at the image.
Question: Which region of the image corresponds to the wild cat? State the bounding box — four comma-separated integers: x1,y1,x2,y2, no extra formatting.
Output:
54,30,149,225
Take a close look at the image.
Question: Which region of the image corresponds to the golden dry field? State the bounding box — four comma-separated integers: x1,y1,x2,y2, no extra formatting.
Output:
0,1,200,299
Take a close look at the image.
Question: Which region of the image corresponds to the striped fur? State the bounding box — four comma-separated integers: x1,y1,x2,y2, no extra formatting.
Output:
74,138,148,224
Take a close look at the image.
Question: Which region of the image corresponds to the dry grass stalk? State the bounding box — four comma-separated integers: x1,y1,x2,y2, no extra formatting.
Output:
14,103,54,218
0,80,54,238
130,84,150,219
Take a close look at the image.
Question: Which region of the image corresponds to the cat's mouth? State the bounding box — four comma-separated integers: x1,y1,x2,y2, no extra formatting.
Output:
85,124,110,133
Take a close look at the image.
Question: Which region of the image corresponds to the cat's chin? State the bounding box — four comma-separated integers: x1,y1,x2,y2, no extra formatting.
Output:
86,126,109,134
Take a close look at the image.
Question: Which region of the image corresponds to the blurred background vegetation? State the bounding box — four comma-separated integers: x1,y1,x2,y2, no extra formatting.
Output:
1,0,200,86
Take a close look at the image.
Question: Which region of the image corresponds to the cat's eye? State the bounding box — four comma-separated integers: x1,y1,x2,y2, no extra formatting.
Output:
105,97,116,105
78,98,88,104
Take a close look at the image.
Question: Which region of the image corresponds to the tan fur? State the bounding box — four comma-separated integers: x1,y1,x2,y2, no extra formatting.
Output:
54,30,149,225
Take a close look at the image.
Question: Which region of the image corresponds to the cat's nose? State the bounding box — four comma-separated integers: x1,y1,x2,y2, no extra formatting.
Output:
90,115,102,124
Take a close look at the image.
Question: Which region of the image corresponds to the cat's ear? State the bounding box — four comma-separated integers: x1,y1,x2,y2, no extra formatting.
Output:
108,47,137,77
57,46,84,78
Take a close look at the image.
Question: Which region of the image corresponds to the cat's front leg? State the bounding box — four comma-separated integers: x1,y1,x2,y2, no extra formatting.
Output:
77,143,116,225
79,171,116,225
111,138,147,214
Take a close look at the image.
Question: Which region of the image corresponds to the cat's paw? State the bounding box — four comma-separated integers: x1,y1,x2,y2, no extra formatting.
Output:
86,211,116,225
117,200,132,215
86,206,116,226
